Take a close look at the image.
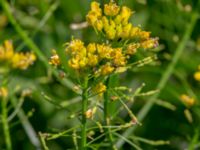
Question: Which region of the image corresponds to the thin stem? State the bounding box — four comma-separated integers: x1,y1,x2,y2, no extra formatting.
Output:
1,0,47,64
10,96,41,150
1,0,76,91
104,77,116,150
39,132,49,150
115,3,200,148
1,96,12,150
81,76,89,150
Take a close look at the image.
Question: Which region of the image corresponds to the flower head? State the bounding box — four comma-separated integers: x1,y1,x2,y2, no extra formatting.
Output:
0,40,36,70
86,1,159,46
104,2,120,16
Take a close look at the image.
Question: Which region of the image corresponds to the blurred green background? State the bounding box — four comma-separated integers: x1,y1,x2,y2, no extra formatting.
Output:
0,0,200,149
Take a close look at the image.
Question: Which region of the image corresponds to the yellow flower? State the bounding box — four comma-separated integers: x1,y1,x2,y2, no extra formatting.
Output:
100,63,114,76
97,44,113,59
0,87,8,98
130,26,141,38
86,12,99,26
121,23,132,38
0,40,14,61
105,26,116,40
79,57,88,68
104,2,120,16
126,43,140,55
91,1,102,16
86,1,158,46
67,39,85,54
111,48,126,66
49,50,60,66
87,54,98,66
95,20,103,31
140,38,158,49
93,82,107,96
86,1,102,26
102,16,109,27
85,107,97,119
0,40,36,70
12,52,36,70
68,57,80,69
120,6,132,25
180,94,195,107
194,71,200,81
139,31,151,40
87,43,96,54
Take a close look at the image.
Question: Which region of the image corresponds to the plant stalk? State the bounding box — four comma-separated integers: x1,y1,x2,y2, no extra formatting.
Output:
1,96,12,150
81,77,89,150
104,77,116,150
115,2,200,148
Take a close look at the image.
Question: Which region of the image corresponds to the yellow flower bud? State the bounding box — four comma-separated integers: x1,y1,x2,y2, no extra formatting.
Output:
49,50,60,66
105,26,116,40
104,2,120,16
130,26,141,38
139,31,151,40
126,43,140,55
100,63,114,76
93,82,107,96
79,57,88,68
141,38,158,49
87,54,98,66
87,43,96,54
97,44,113,59
68,57,80,69
4,40,14,59
95,20,103,31
120,6,132,25
111,48,126,66
115,24,123,38
114,15,122,25
91,1,102,16
102,16,109,29
68,39,85,53
121,23,132,38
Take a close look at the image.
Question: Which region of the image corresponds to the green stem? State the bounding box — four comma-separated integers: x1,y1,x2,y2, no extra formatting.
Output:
1,0,76,91
115,3,200,148
1,96,12,150
1,0,47,65
81,77,89,150
104,77,116,150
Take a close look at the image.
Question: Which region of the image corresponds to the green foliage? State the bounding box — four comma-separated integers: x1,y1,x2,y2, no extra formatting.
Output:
0,0,200,150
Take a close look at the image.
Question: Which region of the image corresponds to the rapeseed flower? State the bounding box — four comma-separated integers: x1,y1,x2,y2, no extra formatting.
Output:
0,40,36,70
86,1,158,50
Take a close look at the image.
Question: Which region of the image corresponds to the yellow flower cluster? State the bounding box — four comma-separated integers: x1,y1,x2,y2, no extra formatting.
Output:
194,65,200,81
63,39,127,76
86,1,158,49
0,40,36,70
